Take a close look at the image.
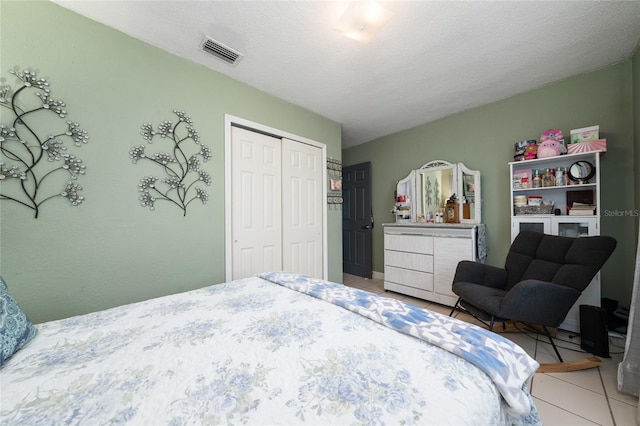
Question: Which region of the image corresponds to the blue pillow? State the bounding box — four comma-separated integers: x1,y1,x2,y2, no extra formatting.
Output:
1,275,37,365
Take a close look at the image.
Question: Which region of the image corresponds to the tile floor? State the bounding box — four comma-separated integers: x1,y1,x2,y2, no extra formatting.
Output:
343,273,639,425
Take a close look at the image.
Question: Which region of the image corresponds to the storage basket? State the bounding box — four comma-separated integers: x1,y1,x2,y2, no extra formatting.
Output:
514,204,554,215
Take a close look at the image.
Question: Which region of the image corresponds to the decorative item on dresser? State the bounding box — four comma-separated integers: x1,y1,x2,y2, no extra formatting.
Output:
384,160,484,306
509,150,603,332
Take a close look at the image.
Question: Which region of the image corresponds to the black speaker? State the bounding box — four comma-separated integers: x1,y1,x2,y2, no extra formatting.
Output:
580,305,610,358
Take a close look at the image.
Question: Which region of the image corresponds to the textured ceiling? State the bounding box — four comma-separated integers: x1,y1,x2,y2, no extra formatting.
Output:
52,0,640,148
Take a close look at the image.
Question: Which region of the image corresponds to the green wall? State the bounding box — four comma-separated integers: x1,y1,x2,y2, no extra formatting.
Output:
0,1,342,323
634,48,640,222
344,61,637,307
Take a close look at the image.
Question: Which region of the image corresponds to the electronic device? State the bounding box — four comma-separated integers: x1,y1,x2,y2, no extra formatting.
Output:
580,304,610,358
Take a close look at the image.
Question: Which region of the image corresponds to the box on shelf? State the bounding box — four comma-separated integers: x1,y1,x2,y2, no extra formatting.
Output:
567,138,607,154
570,125,599,143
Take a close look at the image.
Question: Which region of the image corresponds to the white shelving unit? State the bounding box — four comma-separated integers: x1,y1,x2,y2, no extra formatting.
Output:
509,150,603,332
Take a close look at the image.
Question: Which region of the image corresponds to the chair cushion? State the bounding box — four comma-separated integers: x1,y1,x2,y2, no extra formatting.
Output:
504,231,544,289
504,231,616,292
452,281,507,317
521,259,562,282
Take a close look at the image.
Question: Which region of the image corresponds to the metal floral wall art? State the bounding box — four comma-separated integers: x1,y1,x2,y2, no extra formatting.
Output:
0,67,88,218
129,110,211,216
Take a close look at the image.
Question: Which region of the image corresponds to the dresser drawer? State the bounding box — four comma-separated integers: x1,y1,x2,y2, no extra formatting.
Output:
385,250,433,273
385,266,434,292
384,233,433,254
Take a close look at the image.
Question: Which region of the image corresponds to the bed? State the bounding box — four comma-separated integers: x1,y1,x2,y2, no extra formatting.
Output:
1,271,541,425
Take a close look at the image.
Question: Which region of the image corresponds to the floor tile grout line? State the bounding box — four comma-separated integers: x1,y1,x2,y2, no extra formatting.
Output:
531,396,602,425
607,393,639,407
599,366,617,425
535,370,610,399
538,367,607,397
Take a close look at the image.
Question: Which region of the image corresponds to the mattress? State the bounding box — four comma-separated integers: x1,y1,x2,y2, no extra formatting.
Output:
0,272,541,425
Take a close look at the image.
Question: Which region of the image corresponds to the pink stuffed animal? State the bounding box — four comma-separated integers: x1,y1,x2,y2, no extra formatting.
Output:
540,129,563,143
537,139,564,158
537,128,567,158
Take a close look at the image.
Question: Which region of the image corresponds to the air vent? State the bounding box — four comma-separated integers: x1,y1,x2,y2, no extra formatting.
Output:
200,36,243,65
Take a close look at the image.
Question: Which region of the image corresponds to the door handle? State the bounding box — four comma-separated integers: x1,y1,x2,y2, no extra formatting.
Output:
362,214,374,230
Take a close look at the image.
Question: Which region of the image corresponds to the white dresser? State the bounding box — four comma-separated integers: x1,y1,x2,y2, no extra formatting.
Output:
383,223,483,307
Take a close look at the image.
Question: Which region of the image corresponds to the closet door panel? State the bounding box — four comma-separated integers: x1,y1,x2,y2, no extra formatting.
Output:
231,127,282,279
282,138,323,279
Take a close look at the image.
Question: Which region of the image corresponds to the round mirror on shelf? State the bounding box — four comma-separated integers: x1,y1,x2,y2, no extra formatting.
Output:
568,161,595,184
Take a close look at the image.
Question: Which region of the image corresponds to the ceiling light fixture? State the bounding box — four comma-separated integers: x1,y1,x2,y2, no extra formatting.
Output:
334,1,393,43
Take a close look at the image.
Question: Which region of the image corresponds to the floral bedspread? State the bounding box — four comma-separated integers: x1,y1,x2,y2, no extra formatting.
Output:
1,274,541,425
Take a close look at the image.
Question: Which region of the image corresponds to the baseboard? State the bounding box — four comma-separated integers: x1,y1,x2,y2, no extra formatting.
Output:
372,270,384,280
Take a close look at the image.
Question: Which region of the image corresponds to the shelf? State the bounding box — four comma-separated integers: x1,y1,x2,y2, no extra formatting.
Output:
509,150,602,166
514,214,599,218
513,183,596,192
513,214,555,217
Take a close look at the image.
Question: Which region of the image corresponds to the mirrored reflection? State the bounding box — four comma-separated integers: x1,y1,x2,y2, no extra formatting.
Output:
418,168,454,215
568,161,595,183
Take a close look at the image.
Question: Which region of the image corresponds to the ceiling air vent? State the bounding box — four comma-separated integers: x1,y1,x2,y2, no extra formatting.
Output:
200,36,243,65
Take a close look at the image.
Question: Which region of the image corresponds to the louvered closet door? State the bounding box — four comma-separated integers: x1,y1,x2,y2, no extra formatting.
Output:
281,138,323,278
231,127,282,279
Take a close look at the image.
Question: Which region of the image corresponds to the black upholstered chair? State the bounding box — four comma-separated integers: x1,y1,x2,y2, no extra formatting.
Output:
450,230,617,362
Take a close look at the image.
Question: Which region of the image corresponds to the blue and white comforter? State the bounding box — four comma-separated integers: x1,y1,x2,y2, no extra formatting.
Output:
1,273,541,425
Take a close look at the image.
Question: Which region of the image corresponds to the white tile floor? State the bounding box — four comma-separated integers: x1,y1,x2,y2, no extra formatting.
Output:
343,273,639,426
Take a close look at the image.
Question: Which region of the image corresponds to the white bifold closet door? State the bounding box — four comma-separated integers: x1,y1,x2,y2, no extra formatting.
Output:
231,127,323,280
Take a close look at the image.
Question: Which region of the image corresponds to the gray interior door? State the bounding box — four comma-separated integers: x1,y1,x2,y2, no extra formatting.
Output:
342,162,373,278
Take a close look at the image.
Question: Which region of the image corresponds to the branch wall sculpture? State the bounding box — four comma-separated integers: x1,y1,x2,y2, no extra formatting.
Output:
129,110,211,216
0,67,88,218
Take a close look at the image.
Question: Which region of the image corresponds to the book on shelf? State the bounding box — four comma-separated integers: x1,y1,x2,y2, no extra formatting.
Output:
568,202,596,215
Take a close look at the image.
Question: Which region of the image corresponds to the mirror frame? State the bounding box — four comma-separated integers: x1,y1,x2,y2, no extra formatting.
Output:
568,160,595,184
394,170,416,221
415,160,457,220
393,160,482,224
457,162,481,224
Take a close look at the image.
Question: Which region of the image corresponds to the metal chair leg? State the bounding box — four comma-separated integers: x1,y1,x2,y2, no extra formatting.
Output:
542,325,564,362
449,298,461,317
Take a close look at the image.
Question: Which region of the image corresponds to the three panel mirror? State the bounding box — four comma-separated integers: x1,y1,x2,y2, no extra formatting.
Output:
395,161,481,224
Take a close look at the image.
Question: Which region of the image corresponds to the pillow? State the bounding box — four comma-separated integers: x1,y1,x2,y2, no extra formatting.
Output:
1,275,37,365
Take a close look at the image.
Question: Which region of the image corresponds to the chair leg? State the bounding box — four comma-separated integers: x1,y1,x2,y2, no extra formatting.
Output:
449,298,460,317
542,325,564,363
447,299,496,331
